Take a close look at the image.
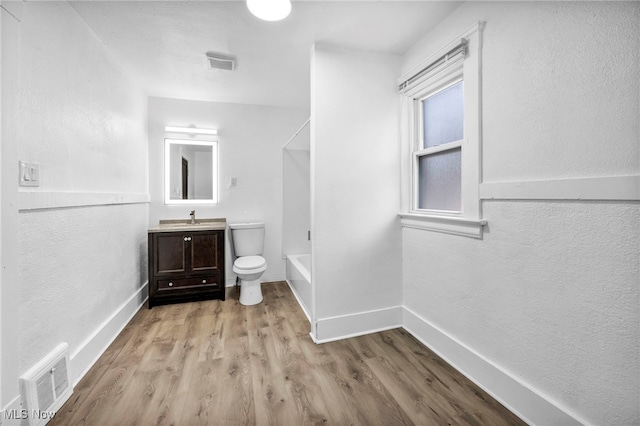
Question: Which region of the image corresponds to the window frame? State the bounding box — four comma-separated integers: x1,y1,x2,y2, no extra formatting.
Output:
413,77,465,215
399,22,486,239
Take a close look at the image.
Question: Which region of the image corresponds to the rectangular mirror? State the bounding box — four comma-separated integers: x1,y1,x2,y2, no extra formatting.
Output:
164,138,218,204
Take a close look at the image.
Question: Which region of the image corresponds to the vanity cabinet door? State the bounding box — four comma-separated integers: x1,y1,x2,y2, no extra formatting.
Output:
154,233,187,275
190,232,222,273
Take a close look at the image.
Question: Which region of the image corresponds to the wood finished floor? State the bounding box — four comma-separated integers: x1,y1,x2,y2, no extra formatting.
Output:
51,282,526,426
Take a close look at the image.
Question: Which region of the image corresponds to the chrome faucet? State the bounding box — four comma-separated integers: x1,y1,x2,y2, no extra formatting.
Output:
190,210,196,224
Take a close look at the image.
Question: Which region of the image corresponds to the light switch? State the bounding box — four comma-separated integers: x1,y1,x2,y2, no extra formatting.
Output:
19,161,40,187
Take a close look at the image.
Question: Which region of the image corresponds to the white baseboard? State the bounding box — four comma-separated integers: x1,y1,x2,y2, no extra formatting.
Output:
402,306,586,426
314,306,402,344
69,282,149,386
0,395,22,426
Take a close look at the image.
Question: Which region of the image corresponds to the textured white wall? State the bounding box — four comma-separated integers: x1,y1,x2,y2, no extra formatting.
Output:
403,2,639,182
19,205,148,373
3,0,148,397
0,4,5,411
148,97,309,283
311,45,402,323
1,0,22,409
16,6,148,193
402,2,639,424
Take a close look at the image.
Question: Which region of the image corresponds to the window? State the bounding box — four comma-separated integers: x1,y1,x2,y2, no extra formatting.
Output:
417,80,464,212
399,22,486,238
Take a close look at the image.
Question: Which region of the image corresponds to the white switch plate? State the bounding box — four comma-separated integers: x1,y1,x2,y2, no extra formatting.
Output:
19,161,40,187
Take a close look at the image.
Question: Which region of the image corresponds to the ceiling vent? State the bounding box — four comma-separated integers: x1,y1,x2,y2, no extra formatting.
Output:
206,52,236,71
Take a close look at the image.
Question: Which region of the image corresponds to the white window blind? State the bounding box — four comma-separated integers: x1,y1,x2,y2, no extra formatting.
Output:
398,39,467,94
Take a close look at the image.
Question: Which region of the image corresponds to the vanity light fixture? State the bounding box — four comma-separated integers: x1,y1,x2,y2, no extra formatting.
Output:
247,0,291,21
165,126,218,136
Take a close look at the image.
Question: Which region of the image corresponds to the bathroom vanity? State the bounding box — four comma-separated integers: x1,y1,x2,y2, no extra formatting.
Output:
147,218,226,308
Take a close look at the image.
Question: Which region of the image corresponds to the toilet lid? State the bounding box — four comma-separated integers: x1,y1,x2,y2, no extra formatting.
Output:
234,256,266,270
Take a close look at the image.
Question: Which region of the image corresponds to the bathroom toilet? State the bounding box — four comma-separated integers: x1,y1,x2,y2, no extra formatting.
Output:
230,222,267,306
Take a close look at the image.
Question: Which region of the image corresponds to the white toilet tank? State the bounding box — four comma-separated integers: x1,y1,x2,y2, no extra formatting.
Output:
230,222,265,256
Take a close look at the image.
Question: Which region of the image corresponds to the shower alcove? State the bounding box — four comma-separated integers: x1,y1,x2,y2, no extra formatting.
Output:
282,118,312,321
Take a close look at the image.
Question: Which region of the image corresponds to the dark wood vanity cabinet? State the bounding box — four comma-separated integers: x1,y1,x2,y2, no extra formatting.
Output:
148,229,226,308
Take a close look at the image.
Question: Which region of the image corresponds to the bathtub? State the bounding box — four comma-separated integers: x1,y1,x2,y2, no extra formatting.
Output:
286,254,311,321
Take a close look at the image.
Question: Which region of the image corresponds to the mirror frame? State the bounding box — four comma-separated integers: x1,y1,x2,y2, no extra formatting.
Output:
164,138,218,205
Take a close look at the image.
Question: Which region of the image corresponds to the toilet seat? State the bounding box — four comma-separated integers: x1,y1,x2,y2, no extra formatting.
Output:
234,255,266,271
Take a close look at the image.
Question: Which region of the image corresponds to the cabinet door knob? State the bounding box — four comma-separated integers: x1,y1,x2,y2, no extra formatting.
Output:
184,236,188,242
202,279,207,284
168,282,174,287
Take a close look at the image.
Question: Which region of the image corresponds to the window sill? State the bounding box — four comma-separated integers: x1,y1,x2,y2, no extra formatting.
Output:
399,213,487,239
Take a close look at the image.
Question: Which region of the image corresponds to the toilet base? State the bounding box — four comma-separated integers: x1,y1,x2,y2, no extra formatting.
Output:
239,279,263,306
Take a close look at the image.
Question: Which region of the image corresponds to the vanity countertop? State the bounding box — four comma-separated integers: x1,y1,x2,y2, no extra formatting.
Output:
148,218,226,233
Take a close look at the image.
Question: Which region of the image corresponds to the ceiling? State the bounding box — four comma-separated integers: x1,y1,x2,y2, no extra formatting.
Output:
70,1,462,108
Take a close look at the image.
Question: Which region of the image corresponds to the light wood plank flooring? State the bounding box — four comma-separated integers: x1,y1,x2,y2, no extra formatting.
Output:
51,282,525,426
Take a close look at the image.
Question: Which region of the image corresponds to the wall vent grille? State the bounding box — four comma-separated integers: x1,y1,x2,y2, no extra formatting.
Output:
206,51,236,71
20,343,74,426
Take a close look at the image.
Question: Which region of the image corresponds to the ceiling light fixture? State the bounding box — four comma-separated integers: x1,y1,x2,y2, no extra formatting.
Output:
165,126,218,135
247,0,291,22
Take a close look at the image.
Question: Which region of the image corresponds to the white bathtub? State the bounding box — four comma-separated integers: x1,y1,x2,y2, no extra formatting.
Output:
286,254,311,321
